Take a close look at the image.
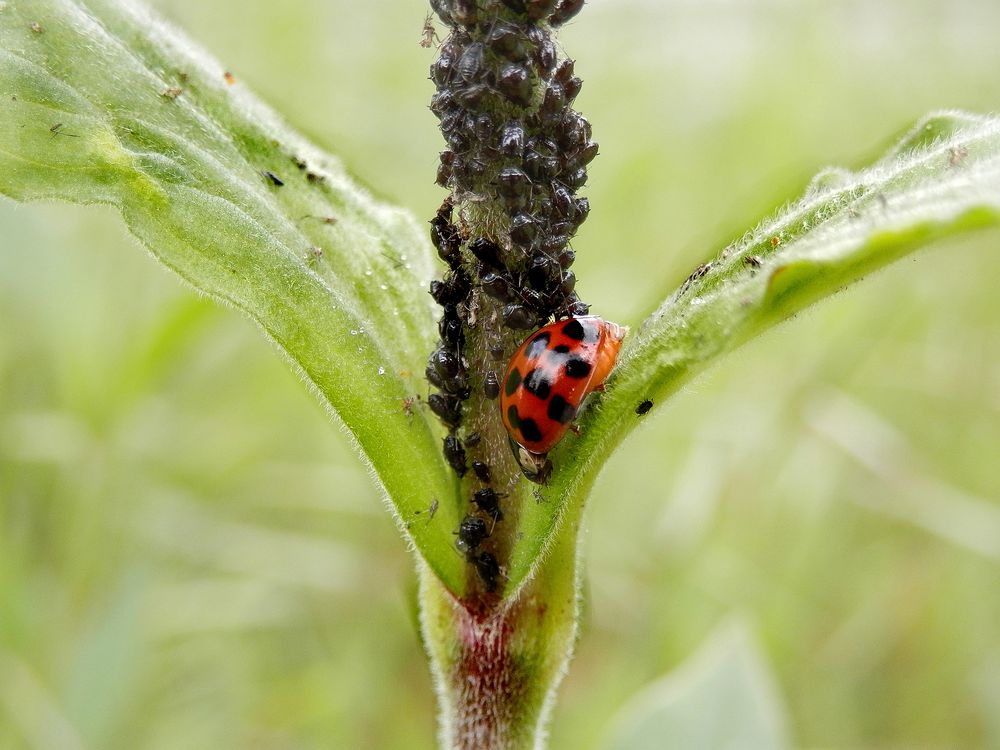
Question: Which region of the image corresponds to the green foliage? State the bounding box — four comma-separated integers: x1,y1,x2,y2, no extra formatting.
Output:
601,620,789,750
510,110,1000,596
0,0,468,594
6,1,998,606
2,0,999,748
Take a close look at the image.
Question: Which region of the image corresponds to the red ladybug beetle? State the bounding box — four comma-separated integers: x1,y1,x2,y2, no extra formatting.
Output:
500,316,627,480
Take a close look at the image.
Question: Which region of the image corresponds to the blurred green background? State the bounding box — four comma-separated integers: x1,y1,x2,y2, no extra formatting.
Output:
2,0,1000,747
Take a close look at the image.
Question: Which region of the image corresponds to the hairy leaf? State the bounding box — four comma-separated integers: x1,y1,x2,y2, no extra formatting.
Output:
505,110,1000,595
0,0,467,593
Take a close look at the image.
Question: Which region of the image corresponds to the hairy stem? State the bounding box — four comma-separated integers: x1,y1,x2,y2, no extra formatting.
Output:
419,1,592,745
420,503,579,750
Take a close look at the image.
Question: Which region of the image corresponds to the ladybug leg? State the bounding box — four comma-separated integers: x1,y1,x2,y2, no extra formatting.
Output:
568,423,582,436
592,383,607,393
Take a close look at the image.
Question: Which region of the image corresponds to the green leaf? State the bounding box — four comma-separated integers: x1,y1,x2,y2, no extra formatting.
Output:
0,0,467,594
504,110,1000,596
600,619,790,750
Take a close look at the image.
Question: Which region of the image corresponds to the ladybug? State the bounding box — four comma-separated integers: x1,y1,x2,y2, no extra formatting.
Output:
500,316,627,476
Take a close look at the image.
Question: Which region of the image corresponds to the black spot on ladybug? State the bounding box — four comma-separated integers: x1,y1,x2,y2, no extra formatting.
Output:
547,394,575,424
525,332,551,360
636,399,653,416
522,368,552,400
504,368,523,397
506,404,521,428
473,551,500,592
553,344,571,354
562,318,586,340
519,417,544,443
565,357,592,379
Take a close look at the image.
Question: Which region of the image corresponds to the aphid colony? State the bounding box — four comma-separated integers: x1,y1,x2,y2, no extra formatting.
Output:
428,0,593,328
423,0,620,593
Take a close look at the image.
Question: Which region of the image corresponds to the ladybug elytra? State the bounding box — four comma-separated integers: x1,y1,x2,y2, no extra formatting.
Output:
500,316,626,462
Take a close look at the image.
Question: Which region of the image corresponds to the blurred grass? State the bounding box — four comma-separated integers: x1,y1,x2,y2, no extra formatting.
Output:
1,0,999,748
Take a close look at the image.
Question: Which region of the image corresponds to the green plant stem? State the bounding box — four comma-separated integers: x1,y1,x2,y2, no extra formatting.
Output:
420,504,580,750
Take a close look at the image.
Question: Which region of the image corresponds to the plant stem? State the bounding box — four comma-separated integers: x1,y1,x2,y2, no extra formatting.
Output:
420,509,580,750
420,2,593,746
